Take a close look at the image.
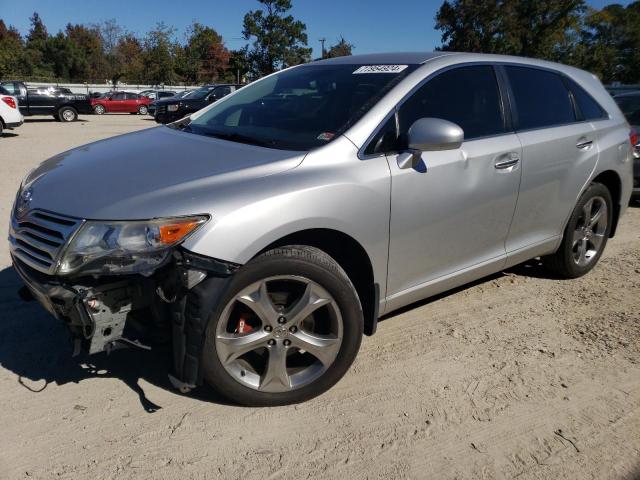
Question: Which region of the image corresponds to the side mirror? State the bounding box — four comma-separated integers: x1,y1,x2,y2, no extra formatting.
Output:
397,118,464,169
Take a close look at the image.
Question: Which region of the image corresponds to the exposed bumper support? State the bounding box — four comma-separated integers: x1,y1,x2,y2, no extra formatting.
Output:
12,248,242,392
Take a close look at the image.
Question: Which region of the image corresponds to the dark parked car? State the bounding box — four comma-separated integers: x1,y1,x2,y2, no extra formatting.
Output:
154,84,241,124
614,92,640,197
91,91,151,115
0,81,92,122
139,90,177,101
148,89,195,116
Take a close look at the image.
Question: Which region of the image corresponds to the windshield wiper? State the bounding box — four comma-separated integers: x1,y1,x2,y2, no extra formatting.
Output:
198,130,274,148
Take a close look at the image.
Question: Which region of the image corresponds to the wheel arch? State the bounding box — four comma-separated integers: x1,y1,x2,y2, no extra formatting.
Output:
592,170,622,237
257,228,379,336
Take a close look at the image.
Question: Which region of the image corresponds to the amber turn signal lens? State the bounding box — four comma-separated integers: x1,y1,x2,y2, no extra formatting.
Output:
158,220,202,245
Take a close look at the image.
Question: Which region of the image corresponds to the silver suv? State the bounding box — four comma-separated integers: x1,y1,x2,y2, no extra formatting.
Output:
9,53,634,405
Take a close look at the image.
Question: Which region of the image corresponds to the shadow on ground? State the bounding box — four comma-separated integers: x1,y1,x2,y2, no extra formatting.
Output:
0,266,231,412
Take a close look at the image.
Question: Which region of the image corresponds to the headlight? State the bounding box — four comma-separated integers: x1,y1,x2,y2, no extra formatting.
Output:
167,104,179,112
58,215,208,275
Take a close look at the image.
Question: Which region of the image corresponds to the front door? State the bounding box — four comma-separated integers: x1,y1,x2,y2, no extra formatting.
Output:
383,65,522,307
109,92,128,112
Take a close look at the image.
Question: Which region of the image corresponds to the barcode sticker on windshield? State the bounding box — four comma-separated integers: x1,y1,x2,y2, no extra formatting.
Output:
353,65,408,74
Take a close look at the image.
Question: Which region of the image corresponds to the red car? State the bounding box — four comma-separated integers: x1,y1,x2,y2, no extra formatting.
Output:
91,92,151,115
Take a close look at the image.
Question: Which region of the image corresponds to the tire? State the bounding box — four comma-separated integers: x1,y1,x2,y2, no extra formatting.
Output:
58,106,78,122
0,120,3,136
198,245,364,406
543,182,613,278
93,104,105,115
138,105,148,115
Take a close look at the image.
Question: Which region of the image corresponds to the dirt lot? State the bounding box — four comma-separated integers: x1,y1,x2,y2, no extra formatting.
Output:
0,115,639,480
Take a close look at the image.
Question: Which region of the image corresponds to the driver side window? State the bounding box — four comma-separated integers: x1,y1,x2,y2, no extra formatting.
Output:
397,65,506,144
364,65,506,156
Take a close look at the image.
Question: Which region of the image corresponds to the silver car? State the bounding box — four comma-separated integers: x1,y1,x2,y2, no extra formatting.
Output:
9,52,634,405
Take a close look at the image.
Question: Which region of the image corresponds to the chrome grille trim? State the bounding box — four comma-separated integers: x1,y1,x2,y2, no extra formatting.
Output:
9,210,83,274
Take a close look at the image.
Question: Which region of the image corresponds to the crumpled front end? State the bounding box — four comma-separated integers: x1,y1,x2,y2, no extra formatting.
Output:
9,206,239,391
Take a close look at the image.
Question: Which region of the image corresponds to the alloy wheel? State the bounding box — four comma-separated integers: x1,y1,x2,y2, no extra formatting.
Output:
572,195,608,267
215,275,343,393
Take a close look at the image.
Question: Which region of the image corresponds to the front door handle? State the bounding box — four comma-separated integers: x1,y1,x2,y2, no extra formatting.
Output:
576,139,593,150
494,152,520,170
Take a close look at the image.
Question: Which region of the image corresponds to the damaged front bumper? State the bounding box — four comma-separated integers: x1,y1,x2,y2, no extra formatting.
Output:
12,249,239,390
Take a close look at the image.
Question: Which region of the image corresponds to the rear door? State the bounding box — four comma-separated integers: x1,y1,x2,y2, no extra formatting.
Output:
124,93,140,112
502,66,599,255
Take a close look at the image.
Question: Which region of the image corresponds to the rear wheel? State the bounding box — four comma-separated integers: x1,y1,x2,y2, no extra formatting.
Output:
138,105,148,115
199,246,363,406
58,106,78,122
543,182,612,278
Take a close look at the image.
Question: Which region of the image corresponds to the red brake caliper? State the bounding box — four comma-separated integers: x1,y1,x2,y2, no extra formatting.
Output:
235,314,253,334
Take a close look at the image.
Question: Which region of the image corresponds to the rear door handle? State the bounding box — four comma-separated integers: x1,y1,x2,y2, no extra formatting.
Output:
494,152,520,170
576,139,593,150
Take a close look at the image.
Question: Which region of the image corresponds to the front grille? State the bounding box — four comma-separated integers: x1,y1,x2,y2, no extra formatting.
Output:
156,105,167,115
9,210,83,274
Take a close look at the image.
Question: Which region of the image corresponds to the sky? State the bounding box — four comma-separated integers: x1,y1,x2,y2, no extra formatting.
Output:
0,0,633,58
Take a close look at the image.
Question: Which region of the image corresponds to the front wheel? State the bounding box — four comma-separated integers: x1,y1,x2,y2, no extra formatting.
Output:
543,182,612,278
198,246,363,406
138,105,148,115
93,104,105,115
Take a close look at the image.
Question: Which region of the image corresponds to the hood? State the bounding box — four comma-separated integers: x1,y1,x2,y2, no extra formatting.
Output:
24,126,305,220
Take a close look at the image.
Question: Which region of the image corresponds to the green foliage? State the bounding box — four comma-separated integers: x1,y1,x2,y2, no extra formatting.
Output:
0,21,24,78
177,22,231,83
242,0,312,77
435,0,640,83
326,37,354,58
1,2,638,85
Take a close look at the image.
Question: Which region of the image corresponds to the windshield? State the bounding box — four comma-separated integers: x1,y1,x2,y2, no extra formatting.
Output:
187,64,417,150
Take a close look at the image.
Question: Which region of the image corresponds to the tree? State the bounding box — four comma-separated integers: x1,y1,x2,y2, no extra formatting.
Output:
326,36,354,58
99,19,123,55
113,34,145,84
179,22,231,83
24,12,52,77
578,2,640,83
65,23,107,80
0,20,25,78
142,22,178,85
435,0,586,60
242,0,312,77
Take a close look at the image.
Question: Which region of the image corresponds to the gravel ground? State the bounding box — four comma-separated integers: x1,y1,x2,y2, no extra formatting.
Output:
0,115,639,480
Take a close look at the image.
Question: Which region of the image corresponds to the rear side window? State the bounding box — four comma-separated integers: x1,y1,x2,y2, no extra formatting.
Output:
505,66,575,130
566,78,606,121
1,82,18,95
126,93,139,100
397,65,506,141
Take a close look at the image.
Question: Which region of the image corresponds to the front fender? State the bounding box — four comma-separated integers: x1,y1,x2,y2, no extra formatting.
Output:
182,138,391,297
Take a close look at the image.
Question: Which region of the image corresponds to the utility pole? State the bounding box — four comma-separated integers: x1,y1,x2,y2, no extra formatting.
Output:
319,38,326,59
